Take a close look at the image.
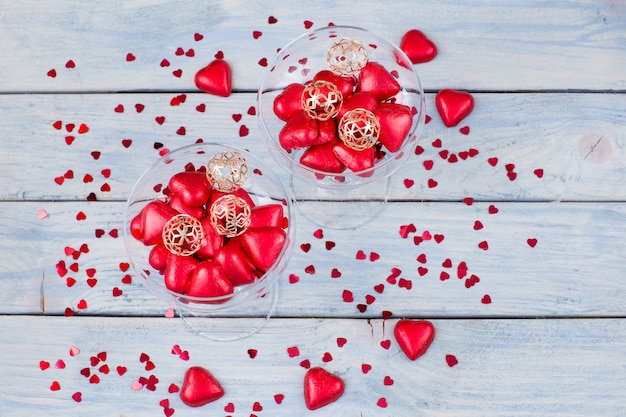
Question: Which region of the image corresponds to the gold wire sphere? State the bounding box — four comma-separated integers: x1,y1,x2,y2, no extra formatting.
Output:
162,214,205,256
209,194,251,238
327,37,368,76
206,151,248,193
338,108,380,151
301,80,343,121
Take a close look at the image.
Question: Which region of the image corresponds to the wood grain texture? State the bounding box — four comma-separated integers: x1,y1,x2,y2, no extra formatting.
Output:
3,200,624,317
2,316,625,416
0,0,624,93
1,92,625,202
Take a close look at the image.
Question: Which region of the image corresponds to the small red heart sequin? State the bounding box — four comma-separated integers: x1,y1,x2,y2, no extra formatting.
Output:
303,367,344,410
446,354,459,367
195,60,232,97
435,89,474,127
394,319,435,360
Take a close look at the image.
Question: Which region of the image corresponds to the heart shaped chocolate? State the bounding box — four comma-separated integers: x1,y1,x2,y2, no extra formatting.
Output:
375,102,413,153
168,171,211,208
148,244,169,272
303,367,345,410
400,29,438,64
394,319,435,360
186,261,233,298
180,366,225,407
194,60,232,97
195,218,224,259
300,140,346,173
273,83,305,121
278,111,321,151
249,204,284,229
337,92,378,119
333,142,375,173
357,62,400,101
215,239,259,286
435,89,474,127
140,200,179,245
313,70,354,98
240,226,286,272
164,253,198,294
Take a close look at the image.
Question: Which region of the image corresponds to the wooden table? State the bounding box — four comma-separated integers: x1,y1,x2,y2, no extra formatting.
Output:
1,1,625,415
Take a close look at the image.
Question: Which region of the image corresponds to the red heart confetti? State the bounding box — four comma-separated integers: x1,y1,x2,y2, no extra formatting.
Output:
445,354,459,367
287,346,300,358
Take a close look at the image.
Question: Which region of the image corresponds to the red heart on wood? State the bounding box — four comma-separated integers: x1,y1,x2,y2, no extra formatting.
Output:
357,62,400,101
273,83,305,121
303,367,345,410
435,89,474,127
187,261,233,299
240,226,286,272
400,29,438,64
375,102,413,152
194,60,232,97
394,319,435,360
180,366,225,407
300,140,346,173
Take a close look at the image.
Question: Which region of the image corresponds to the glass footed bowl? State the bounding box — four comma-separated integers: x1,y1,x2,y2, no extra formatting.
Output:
123,143,295,324
257,25,426,190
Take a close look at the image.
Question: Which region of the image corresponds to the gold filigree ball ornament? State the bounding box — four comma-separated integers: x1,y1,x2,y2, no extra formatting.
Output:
209,194,251,238
206,151,248,193
338,108,380,150
162,214,205,256
327,37,368,76
301,80,343,121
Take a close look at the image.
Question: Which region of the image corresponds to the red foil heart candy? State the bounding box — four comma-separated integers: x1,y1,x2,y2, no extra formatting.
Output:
273,83,305,121
375,102,413,153
357,61,401,101
180,366,225,407
400,29,438,64
194,60,232,97
435,89,474,127
394,319,435,360
303,367,345,410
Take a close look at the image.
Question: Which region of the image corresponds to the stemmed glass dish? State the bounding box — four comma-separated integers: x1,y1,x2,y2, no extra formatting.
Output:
124,143,295,340
258,26,426,228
